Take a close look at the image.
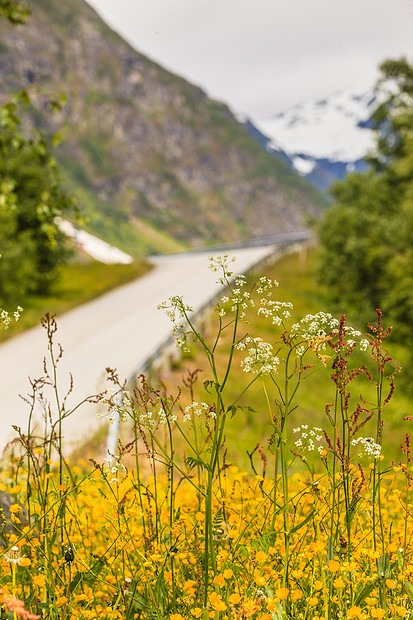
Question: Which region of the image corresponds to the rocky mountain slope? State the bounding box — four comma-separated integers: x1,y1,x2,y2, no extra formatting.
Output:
246,88,378,190
0,0,326,255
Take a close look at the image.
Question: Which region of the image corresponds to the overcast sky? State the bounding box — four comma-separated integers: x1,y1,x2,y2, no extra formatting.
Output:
85,0,413,121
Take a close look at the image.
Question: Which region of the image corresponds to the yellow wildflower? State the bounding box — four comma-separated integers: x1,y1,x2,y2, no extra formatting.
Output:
328,559,341,572
275,587,289,600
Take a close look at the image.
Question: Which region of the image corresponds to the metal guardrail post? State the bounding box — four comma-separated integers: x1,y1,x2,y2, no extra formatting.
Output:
106,391,123,457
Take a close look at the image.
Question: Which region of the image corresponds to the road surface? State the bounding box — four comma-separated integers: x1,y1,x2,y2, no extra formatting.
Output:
0,246,282,452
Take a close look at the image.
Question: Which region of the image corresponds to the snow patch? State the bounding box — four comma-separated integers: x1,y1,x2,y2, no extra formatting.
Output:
292,156,316,175
253,86,379,162
57,219,133,264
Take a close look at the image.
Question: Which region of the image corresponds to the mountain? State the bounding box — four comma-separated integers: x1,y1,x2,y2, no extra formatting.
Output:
0,0,326,256
246,88,379,190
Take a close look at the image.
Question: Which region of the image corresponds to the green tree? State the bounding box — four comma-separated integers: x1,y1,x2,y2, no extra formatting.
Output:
0,95,74,302
318,57,413,346
0,2,74,304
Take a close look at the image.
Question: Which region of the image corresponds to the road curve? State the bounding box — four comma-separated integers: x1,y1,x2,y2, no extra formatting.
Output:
0,246,280,452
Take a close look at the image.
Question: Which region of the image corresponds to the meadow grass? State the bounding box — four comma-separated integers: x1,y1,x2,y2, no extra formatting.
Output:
0,251,412,620
154,250,410,466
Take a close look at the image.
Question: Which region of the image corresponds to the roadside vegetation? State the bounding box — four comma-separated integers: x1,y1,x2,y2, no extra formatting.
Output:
155,250,410,466
0,255,411,620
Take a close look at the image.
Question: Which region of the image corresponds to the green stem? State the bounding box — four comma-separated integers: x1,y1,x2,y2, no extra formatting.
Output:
12,562,17,620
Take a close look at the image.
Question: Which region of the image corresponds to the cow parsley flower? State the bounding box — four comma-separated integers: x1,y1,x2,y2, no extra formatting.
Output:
258,299,293,326
139,405,177,429
184,402,216,422
292,312,368,352
158,296,194,350
103,455,126,483
293,425,325,455
0,306,22,330
237,336,279,375
208,254,236,276
351,437,381,459
183,401,211,421
256,276,279,295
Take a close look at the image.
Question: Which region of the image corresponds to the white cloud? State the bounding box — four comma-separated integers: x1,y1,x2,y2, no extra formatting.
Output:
85,0,413,120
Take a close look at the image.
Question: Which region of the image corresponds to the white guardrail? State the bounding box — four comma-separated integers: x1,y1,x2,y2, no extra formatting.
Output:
106,235,314,456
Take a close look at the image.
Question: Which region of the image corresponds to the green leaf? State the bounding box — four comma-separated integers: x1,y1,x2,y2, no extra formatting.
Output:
396,549,404,571
265,586,274,598
69,572,83,593
185,456,210,473
344,496,361,528
270,602,284,620
355,579,378,606
227,404,257,419
203,379,220,394
290,510,315,536
226,404,237,418
154,569,166,608
129,593,149,611
405,581,413,601
326,535,335,564
0,574,12,586
212,508,224,530
70,556,107,593
203,380,214,393
250,530,278,552
378,552,390,578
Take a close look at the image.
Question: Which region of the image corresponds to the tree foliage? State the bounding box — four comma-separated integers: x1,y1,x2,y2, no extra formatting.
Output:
318,57,413,345
0,4,74,304
0,0,29,24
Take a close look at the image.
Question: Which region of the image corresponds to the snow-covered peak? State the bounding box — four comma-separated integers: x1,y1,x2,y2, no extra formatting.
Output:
254,87,379,162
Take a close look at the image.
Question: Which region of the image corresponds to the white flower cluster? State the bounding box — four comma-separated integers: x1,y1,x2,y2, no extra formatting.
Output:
236,336,280,375
255,276,289,325
228,287,255,318
256,276,279,295
0,305,22,330
208,254,236,276
103,455,126,484
258,299,293,326
295,345,306,358
293,425,325,454
158,296,194,350
183,401,213,422
219,286,255,319
139,405,177,429
291,312,369,352
210,257,256,319
351,437,382,459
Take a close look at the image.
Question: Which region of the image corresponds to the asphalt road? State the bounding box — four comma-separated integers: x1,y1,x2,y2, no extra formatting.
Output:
0,246,279,452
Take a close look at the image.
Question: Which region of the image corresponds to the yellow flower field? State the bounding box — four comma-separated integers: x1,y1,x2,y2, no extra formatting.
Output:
1,256,412,619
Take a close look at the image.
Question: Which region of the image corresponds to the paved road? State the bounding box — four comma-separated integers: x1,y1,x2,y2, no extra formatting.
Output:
0,246,281,452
